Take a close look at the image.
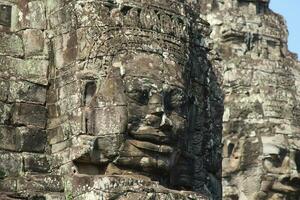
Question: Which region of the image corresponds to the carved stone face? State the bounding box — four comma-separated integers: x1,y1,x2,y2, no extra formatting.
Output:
116,53,187,168
261,135,300,198
82,52,192,187
222,134,300,199
43,1,223,198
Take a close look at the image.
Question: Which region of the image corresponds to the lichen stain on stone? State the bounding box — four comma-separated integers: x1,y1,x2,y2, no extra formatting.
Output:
1,0,299,200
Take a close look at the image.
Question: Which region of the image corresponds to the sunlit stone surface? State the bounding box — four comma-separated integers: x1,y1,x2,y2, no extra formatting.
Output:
0,0,223,199
199,0,300,199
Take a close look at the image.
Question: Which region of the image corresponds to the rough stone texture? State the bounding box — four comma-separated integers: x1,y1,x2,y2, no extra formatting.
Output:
2,0,300,199
198,0,300,199
0,0,223,199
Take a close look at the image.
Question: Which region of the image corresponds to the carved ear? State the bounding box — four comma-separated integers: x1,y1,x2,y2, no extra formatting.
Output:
84,81,97,106
170,152,193,190
83,81,97,134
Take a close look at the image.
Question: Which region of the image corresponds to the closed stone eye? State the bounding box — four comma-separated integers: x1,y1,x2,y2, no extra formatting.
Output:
127,90,149,105
163,89,187,114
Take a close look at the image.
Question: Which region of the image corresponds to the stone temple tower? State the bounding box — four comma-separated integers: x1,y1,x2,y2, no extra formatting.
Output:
0,0,223,199
199,0,300,199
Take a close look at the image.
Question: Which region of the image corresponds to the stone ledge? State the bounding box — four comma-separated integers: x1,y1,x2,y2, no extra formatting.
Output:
65,175,209,200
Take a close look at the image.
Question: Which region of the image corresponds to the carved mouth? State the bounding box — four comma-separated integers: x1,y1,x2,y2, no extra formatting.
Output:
128,139,174,154
129,126,172,145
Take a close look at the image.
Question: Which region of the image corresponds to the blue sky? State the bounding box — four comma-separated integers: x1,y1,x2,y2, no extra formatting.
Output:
270,0,300,57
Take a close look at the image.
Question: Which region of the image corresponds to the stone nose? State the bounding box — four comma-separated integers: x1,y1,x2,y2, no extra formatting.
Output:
159,113,173,130
144,112,173,130
279,174,300,189
145,93,173,129
290,174,300,184
147,93,164,116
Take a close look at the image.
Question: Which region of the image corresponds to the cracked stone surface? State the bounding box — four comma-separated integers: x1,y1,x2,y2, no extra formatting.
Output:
198,0,300,199
0,0,223,199
2,0,299,199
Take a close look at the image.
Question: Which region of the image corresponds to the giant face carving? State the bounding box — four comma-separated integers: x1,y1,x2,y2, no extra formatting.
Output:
261,135,300,198
58,1,222,197
80,52,192,188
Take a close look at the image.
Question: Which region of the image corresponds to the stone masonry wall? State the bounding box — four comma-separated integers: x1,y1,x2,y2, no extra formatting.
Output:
2,0,300,200
0,0,223,200
0,0,65,199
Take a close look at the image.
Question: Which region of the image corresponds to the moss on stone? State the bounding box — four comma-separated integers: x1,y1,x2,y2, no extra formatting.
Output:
0,168,6,179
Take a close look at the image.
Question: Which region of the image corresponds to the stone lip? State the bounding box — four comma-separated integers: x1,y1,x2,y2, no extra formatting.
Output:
66,174,209,199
